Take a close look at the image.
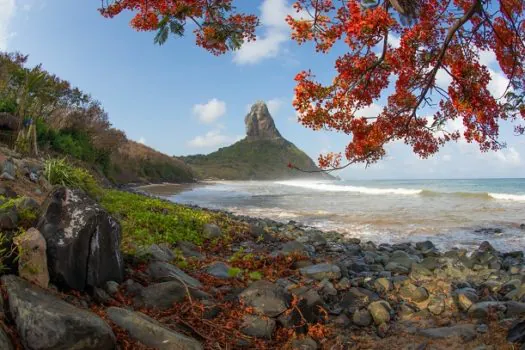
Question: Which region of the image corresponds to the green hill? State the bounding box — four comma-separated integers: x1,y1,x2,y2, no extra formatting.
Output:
182,102,332,180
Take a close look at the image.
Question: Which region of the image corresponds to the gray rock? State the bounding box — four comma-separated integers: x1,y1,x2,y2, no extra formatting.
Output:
93,287,112,304
16,197,39,212
240,315,276,339
177,241,204,259
37,187,124,290
416,241,435,251
147,261,202,288
340,287,379,310
0,172,14,180
1,158,16,177
105,281,120,296
410,264,433,281
239,280,290,317
206,261,233,279
245,101,282,139
476,324,489,334
385,262,409,274
203,223,221,239
399,283,429,303
299,263,341,281
420,257,439,271
2,275,115,349
0,327,13,350
389,250,417,269
148,244,175,262
353,308,372,326
468,301,507,319
278,288,325,328
454,288,479,311
291,337,318,349
367,300,392,325
374,277,392,293
428,296,445,315
279,241,307,256
137,281,207,310
508,319,525,343
0,209,17,230
505,301,525,318
419,324,477,342
107,307,202,349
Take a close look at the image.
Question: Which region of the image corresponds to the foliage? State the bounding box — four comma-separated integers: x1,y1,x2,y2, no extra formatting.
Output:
99,0,258,54
248,270,263,281
227,267,243,278
100,190,216,252
0,98,17,114
104,1,525,168
183,138,330,180
43,158,102,197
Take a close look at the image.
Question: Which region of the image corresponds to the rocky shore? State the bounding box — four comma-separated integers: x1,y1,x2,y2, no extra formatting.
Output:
0,150,525,349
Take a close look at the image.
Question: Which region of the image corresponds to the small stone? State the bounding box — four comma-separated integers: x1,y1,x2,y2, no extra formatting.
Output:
203,224,221,239
147,261,202,288
0,172,15,181
416,241,435,251
279,241,307,256
368,300,392,325
137,281,207,310
335,277,351,290
0,210,17,230
352,309,372,327
505,301,525,318
374,277,393,293
399,283,429,303
291,337,318,350
377,322,390,338
241,315,276,339
206,262,233,279
147,244,175,262
105,281,120,296
239,280,290,317
419,324,477,342
476,324,489,334
93,287,112,304
299,263,341,281
455,288,479,311
428,296,445,315
410,264,433,281
385,262,409,274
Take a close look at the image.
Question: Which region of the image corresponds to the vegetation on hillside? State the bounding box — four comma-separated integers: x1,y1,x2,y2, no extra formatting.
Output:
0,52,194,184
183,137,331,180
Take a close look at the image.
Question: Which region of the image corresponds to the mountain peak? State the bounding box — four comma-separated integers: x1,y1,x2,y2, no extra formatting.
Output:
245,101,282,139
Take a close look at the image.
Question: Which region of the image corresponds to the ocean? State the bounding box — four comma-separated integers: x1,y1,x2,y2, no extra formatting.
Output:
161,178,525,252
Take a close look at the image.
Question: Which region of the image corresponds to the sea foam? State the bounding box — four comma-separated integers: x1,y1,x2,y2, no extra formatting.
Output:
275,180,422,195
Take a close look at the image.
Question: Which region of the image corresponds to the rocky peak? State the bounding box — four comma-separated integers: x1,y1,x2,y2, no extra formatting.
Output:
245,101,282,140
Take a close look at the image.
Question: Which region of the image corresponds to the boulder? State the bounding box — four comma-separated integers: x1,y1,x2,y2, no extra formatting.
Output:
299,263,341,281
245,101,282,139
37,187,124,290
1,275,115,349
107,307,202,349
241,315,276,339
278,288,325,328
419,324,477,342
278,241,307,256
147,261,202,288
13,228,49,288
367,300,392,325
416,240,435,251
239,280,290,317
147,244,175,262
353,309,372,327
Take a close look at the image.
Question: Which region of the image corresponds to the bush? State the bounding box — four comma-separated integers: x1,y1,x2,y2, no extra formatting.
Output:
0,98,17,114
43,158,102,197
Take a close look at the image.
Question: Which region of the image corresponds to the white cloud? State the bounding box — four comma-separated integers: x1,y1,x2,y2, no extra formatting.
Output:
192,98,227,124
495,147,521,166
188,130,242,149
357,103,382,118
266,98,283,116
234,0,306,64
0,0,16,50
138,136,146,145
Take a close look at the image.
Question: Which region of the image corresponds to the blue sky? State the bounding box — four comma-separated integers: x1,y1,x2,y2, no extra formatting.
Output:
1,0,524,179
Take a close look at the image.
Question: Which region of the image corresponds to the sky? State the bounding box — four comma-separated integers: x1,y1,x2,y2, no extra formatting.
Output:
1,0,524,180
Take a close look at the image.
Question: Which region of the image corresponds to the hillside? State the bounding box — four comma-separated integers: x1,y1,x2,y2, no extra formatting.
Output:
183,101,332,180
106,141,195,184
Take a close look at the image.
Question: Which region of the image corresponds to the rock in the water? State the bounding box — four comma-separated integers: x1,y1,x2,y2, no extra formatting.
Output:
241,315,276,339
203,223,222,239
37,187,124,290
14,228,49,288
1,275,115,349
147,261,202,288
419,324,477,342
206,261,233,279
239,280,290,317
416,241,435,251
468,301,507,319
367,300,392,325
107,307,202,349
245,101,282,139
353,309,372,327
299,263,341,281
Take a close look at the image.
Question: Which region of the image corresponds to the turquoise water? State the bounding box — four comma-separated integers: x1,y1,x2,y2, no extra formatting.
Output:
167,179,525,251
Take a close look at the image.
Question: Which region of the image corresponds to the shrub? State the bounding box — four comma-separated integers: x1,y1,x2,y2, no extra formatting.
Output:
43,158,102,197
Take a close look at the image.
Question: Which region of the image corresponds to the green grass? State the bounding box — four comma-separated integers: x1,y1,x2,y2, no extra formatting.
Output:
43,158,102,197
100,190,215,253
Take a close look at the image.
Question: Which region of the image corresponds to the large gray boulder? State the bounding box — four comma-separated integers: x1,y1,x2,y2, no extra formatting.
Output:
245,101,282,140
1,275,115,349
107,307,202,349
299,263,341,281
136,281,208,310
147,261,202,288
37,187,124,290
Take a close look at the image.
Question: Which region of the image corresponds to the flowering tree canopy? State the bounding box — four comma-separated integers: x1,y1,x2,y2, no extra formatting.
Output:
100,0,525,169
